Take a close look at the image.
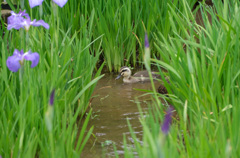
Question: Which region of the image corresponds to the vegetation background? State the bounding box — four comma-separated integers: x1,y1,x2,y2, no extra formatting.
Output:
0,0,239,157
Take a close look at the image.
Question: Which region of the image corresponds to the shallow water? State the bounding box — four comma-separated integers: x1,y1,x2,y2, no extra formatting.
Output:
81,72,161,157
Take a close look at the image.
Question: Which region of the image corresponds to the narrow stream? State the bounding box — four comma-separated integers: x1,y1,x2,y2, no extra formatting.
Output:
81,72,161,157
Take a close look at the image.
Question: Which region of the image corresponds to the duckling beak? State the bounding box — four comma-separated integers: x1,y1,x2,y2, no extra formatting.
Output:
115,74,122,80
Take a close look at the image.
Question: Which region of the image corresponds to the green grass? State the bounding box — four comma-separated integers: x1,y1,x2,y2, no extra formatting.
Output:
0,1,104,157
120,0,240,157
1,0,240,157
9,0,197,72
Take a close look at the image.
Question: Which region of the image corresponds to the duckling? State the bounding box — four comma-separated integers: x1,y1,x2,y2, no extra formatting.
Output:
115,66,160,83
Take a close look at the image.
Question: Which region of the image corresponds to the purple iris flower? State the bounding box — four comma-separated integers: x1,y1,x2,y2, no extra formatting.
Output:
6,49,40,72
29,0,68,8
49,89,55,106
29,0,43,8
161,106,174,134
7,10,49,31
145,33,149,48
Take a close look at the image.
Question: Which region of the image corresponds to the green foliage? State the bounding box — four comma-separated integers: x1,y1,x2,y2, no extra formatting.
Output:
0,1,103,157
2,0,240,157
6,0,197,72
4,0,198,72
121,0,240,157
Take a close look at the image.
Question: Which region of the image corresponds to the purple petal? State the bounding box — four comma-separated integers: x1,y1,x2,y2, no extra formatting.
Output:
22,18,32,31
9,10,29,19
53,0,68,7
7,22,24,30
8,16,25,30
29,0,44,8
49,89,55,106
18,10,30,18
24,51,40,68
31,20,49,29
7,10,30,30
20,50,24,55
13,49,22,56
7,10,49,31
161,106,174,134
145,33,149,48
6,51,22,72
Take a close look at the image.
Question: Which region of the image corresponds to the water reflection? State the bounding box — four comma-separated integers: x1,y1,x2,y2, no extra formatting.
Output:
81,73,160,157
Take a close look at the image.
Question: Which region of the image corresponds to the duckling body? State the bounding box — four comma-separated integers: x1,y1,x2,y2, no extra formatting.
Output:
116,66,160,83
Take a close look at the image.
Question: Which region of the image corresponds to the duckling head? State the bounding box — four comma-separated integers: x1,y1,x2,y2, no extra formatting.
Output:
115,66,132,80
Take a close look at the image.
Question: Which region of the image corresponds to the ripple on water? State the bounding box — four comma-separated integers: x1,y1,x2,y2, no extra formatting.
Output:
81,73,160,157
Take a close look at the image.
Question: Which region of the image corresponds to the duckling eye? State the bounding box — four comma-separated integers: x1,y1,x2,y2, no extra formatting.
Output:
121,69,127,72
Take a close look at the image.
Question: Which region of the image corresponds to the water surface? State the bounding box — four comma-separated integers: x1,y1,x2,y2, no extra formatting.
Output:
81,72,160,157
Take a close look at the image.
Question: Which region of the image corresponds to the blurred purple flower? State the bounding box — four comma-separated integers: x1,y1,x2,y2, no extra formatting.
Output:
9,10,29,19
6,49,40,72
144,33,149,48
29,0,68,8
7,10,29,30
29,0,44,8
49,89,55,106
7,10,49,31
161,106,174,134
52,0,68,7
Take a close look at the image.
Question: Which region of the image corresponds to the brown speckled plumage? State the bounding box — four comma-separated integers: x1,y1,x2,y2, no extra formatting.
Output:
116,66,169,94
